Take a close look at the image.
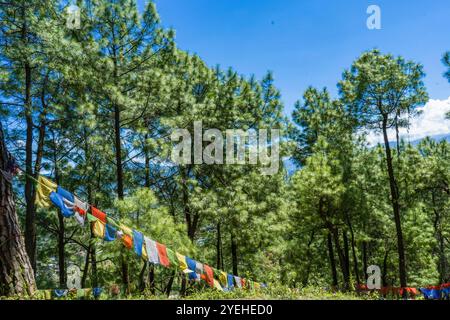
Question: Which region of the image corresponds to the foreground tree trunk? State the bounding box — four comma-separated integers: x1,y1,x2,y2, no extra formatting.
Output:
382,116,407,290
0,122,36,296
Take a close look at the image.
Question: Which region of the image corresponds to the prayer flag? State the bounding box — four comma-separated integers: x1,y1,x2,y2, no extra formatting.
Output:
92,220,105,238
185,257,198,280
227,274,234,289
203,264,214,288
156,242,170,267
144,237,159,265
219,271,228,287
35,176,57,208
234,276,242,289
91,206,107,223
132,230,144,257
176,252,189,272
50,192,74,218
104,224,117,242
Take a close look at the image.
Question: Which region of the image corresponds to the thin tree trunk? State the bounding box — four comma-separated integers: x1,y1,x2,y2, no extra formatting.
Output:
231,232,238,276
343,231,350,283
302,230,315,287
216,223,222,269
331,227,350,290
382,249,389,288
57,214,66,288
0,122,36,296
81,242,91,288
24,60,36,273
139,261,147,292
327,233,338,288
165,270,176,297
148,264,155,295
180,273,187,297
52,140,66,289
382,116,407,290
362,242,368,282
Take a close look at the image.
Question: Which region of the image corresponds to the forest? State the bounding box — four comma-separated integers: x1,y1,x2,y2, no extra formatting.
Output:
1,0,450,300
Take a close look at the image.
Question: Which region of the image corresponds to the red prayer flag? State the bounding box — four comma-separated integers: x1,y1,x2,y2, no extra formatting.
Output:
156,242,170,267
203,264,214,287
91,206,107,223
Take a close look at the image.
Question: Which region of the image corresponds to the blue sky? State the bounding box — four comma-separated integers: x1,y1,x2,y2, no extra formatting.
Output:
140,0,450,120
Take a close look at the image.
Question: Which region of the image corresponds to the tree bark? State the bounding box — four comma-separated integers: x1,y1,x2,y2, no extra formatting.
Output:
165,270,176,297
216,223,222,269
302,230,315,287
362,242,368,282
139,261,147,292
382,116,407,290
231,232,238,276
0,122,36,296
331,227,350,290
327,233,338,288
24,60,36,273
148,264,155,295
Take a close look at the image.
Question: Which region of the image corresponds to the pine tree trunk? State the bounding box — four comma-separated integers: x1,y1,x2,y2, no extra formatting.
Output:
362,242,368,281
165,270,176,297
139,261,147,292
330,227,350,290
302,230,315,287
0,122,36,296
327,233,338,288
216,223,222,269
382,117,407,290
24,60,36,273
113,102,129,290
343,231,350,283
231,232,238,276
148,264,155,295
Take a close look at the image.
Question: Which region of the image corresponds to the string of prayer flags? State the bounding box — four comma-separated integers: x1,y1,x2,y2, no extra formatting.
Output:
33,174,267,292
35,176,57,208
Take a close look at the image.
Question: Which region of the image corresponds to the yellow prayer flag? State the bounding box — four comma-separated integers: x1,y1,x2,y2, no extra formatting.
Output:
176,252,188,271
35,176,57,208
213,279,224,291
142,243,148,260
219,271,228,287
92,220,105,238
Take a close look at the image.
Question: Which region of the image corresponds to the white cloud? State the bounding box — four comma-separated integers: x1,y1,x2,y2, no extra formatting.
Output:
367,96,450,145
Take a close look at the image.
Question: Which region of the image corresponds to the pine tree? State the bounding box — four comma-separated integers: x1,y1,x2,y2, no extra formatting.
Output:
339,50,429,290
